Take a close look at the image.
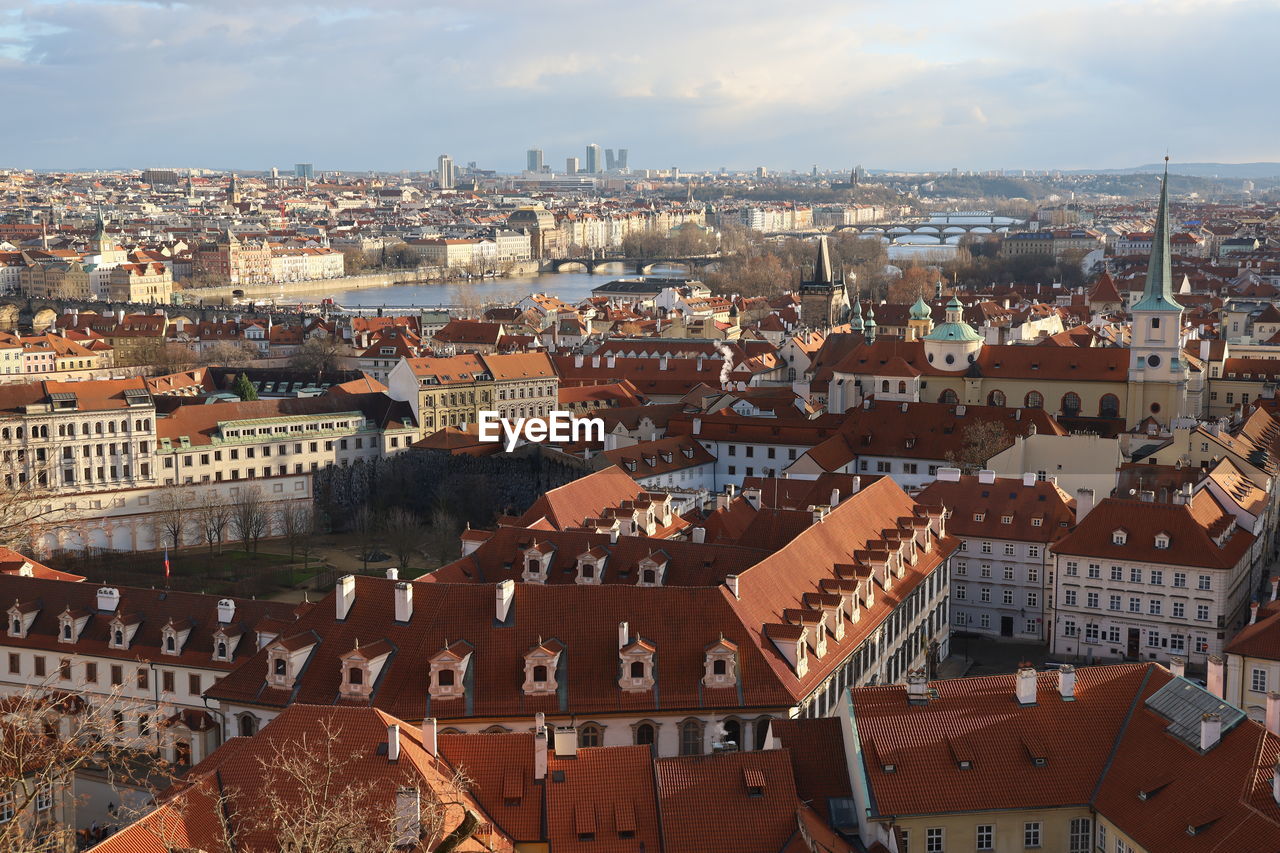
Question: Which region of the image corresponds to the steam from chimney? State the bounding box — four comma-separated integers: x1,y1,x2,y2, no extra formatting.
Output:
718,343,734,390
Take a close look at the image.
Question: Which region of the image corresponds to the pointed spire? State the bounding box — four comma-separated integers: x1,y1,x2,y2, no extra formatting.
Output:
814,236,834,286
1132,158,1181,313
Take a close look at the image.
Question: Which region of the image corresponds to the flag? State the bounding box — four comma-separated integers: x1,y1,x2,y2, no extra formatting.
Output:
163,548,170,579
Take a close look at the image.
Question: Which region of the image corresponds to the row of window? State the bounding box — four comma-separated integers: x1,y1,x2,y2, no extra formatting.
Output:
1061,589,1212,621
954,585,1038,608
1064,562,1211,590
901,817,1090,851
1061,622,1209,654
955,559,1042,578
953,611,1039,634
724,444,799,460
4,653,204,696
0,418,152,442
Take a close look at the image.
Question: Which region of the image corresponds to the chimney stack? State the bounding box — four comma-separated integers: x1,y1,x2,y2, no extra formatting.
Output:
830,488,841,506
96,587,120,613
724,574,740,599
394,582,413,623
1056,665,1076,701
691,527,706,544
1022,472,1037,487
618,621,629,650
1207,655,1225,698
1015,663,1037,705
495,579,514,623
534,728,548,780
387,724,401,762
386,567,399,580
1169,656,1186,678
1272,576,1279,602
336,575,356,620
937,467,961,482
1200,713,1222,751
905,669,928,704
421,717,437,757
849,476,861,494
554,726,578,758
743,487,762,510
216,598,236,624
976,469,995,484
1268,694,1280,738
1075,488,1095,521
1252,601,1261,624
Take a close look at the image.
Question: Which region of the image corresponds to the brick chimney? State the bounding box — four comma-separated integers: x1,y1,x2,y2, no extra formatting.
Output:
421,717,437,757
534,728,548,781
387,724,401,762
1169,656,1186,678
1057,665,1076,701
394,582,413,623
335,575,356,620
495,579,514,623
905,669,929,705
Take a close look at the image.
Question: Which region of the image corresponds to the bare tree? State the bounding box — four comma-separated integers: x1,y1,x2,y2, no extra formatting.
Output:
198,340,261,367
155,485,194,550
352,506,381,573
381,508,428,573
230,485,270,553
196,493,235,556
289,333,345,380
276,504,314,562
945,420,1014,474
0,473,59,553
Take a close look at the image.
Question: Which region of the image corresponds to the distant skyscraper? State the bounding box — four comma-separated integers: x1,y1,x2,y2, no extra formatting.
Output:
617,149,628,170
294,163,314,180
585,144,602,174
812,164,818,178
756,166,767,179
605,149,617,171
565,157,580,175
526,149,544,172
438,154,454,189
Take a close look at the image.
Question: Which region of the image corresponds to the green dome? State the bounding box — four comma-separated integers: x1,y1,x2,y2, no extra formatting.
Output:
910,296,931,320
923,320,982,342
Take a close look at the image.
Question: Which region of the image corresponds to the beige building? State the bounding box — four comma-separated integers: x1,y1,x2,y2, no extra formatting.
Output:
387,352,557,435
108,262,173,303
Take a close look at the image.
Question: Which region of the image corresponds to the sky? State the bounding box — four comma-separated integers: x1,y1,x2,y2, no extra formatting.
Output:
1,0,1277,173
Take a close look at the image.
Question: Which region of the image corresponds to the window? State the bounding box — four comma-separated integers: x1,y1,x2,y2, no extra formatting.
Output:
980,564,991,578
1108,594,1121,611
1024,821,1042,848
679,720,703,755
1196,604,1210,621
1198,575,1212,591
33,656,44,677
85,662,97,683
6,653,17,675
1112,530,1127,546
35,782,52,813
1003,566,1014,580
1026,592,1038,608
1149,600,1162,616
1130,567,1142,584
1110,565,1122,581
980,588,991,603
976,825,993,851
1086,592,1098,608
900,830,909,852
981,541,992,554
1253,669,1268,693
1173,601,1185,618
189,673,202,695
925,828,943,852
0,790,12,823
1173,572,1186,588
111,664,122,685
1004,590,1014,605
162,671,175,693
1097,824,1107,850
1129,597,1141,613
1028,566,1038,582
1025,391,1043,409
1069,818,1091,853
1064,589,1077,606
1150,570,1163,585
579,724,602,748
955,585,967,600
634,723,655,746
1066,561,1078,576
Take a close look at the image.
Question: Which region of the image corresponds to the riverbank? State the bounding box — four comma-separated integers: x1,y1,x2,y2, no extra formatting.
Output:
179,260,542,304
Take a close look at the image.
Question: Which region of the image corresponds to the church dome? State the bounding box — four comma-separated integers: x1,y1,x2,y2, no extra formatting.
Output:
910,295,931,321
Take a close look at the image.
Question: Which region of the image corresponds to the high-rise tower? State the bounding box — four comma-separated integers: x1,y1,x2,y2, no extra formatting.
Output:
526,149,544,172
437,154,455,189
585,144,602,174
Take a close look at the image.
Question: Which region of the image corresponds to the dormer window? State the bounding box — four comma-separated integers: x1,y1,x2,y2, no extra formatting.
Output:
7,601,37,639
1155,532,1170,550
973,513,985,522
576,549,607,585
108,615,140,650
636,554,668,588
429,641,472,701
265,634,317,690
522,544,553,584
1112,529,1128,546
703,639,738,688
340,640,391,699
161,620,192,657
619,638,656,693
211,626,242,662
523,639,563,696
217,641,228,659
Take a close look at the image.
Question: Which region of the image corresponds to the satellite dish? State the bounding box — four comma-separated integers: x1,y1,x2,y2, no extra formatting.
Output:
1128,489,1137,496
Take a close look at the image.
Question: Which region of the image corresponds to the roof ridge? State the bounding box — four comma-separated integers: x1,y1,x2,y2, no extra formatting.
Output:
1089,664,1156,805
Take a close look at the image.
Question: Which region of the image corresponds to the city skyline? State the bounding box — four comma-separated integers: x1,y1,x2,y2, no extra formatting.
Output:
1,0,1277,172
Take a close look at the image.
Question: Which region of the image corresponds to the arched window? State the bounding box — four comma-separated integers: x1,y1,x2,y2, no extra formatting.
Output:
347,667,363,685
1024,391,1044,409
1099,394,1120,418
679,720,704,755
113,630,124,646
634,723,655,746
238,714,257,737
988,390,1006,407
629,661,645,678
273,659,286,676
723,719,742,749
938,389,958,404
62,623,71,640
754,717,772,750
217,642,227,659
880,380,889,393
11,619,19,635
165,636,175,652
532,665,548,683
579,724,602,748
437,669,455,687
897,381,907,394
1061,392,1081,416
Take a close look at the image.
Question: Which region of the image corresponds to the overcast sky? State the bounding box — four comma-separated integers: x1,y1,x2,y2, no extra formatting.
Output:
1,0,1275,173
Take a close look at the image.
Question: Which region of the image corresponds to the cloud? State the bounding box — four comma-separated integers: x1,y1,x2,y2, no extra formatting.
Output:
0,0,1273,170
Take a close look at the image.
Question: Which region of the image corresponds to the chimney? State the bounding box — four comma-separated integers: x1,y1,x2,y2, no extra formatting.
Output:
421,717,438,757
905,669,928,705
955,404,966,416
1022,472,1037,487
336,574,356,620
1273,759,1280,806
554,726,578,758
574,354,584,368
394,582,413,622
1169,656,1186,678
495,578,514,623
216,598,236,624
830,488,841,506
1272,576,1279,602
1252,601,1261,624
691,527,706,544
1268,694,1280,737
534,728,548,780
386,567,399,580
692,417,701,435
724,574,740,599
387,724,401,762
1207,654,1225,698
96,587,120,613
937,467,961,482
1139,490,1155,503
849,476,861,494
1199,713,1222,751
1075,488,1095,521
1056,665,1076,701
591,355,600,368
1015,663,1037,705
609,527,619,544
618,621,629,650
978,469,996,485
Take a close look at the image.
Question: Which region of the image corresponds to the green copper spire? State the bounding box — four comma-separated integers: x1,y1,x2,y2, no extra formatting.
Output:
849,296,864,332
1130,160,1182,313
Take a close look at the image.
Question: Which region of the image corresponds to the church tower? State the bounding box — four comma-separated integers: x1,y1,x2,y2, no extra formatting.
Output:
1126,161,1190,425
92,207,112,256
907,294,934,341
227,173,242,208
799,236,849,329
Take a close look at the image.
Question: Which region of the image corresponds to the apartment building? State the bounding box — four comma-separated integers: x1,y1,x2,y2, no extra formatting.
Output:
387,352,557,436
1050,493,1255,665
916,469,1075,642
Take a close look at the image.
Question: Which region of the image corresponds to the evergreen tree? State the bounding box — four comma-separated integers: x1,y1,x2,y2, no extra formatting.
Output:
232,372,258,401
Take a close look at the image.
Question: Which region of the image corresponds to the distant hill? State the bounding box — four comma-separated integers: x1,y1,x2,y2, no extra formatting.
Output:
1100,162,1280,179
